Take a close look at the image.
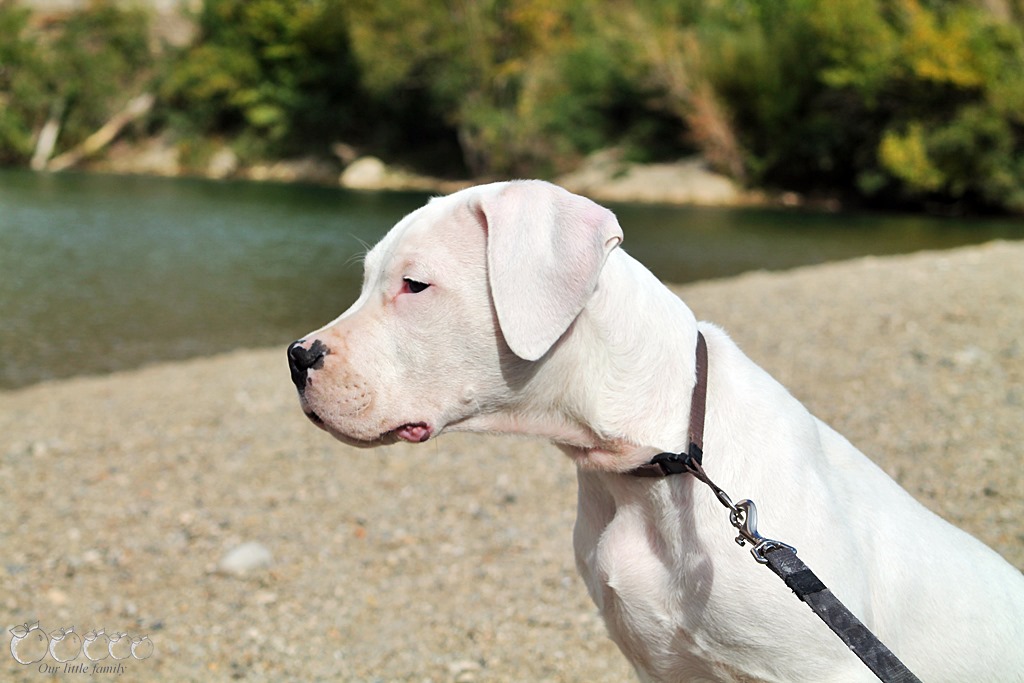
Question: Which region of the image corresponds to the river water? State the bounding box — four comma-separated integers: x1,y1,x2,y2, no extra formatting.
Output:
1,169,1021,389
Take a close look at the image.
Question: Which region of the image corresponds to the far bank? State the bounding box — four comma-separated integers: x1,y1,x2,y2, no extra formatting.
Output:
3,167,1023,390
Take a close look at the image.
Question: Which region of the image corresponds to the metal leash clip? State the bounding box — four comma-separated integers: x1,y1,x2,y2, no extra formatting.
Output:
729,499,797,564
681,458,798,565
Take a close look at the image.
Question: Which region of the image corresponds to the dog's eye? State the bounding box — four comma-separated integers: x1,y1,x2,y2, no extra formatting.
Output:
402,277,430,294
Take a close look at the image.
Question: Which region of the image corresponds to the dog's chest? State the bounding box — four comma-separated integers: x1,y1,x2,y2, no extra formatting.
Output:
574,477,738,680
572,471,833,683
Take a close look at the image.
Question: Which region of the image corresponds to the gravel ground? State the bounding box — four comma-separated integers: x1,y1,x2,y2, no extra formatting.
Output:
2,240,1022,682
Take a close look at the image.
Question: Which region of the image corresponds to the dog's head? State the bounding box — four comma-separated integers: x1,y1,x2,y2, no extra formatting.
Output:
287,180,622,448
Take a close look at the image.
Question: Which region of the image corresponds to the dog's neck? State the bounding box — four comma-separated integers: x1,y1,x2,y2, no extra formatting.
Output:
523,250,703,472
448,249,702,473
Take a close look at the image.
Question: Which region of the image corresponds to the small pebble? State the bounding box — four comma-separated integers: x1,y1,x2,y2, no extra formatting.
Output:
218,542,273,575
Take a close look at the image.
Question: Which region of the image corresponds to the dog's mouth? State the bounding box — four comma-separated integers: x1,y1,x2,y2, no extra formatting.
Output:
303,411,433,446
392,422,432,443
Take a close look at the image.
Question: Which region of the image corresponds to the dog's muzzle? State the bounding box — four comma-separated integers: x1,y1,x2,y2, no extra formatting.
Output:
287,339,328,392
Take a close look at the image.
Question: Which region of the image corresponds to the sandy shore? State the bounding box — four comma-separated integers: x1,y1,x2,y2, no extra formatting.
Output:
2,241,1022,682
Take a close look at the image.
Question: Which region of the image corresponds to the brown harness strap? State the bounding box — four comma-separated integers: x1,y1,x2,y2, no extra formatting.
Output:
629,330,707,477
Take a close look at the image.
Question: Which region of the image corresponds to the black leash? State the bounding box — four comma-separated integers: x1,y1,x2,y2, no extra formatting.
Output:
762,545,922,683
629,332,922,683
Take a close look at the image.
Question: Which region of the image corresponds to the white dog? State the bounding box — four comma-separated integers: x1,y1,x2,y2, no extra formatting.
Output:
288,180,1024,682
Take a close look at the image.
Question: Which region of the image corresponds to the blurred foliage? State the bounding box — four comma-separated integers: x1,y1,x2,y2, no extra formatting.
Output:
708,0,1024,210
158,0,359,160
0,0,153,164
5,0,1024,211
0,1,41,163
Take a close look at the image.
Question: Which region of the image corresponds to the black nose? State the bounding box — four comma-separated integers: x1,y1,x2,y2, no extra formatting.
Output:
287,339,328,391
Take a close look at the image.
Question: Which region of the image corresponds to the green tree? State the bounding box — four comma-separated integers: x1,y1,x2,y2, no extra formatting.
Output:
345,0,698,176
0,0,154,165
0,1,45,163
344,0,564,175
54,0,154,147
703,0,1024,210
160,0,360,158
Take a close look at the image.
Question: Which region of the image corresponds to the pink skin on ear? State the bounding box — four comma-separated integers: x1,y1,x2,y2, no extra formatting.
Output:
481,181,623,362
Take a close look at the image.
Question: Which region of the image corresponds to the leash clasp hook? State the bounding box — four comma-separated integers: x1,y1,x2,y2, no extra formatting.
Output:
730,499,796,564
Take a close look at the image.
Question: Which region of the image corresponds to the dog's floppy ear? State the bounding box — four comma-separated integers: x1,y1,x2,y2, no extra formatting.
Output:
478,180,623,361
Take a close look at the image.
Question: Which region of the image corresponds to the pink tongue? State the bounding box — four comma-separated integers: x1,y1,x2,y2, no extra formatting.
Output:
396,423,431,443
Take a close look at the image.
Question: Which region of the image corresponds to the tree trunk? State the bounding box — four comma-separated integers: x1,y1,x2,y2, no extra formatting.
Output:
30,100,66,171
47,93,154,172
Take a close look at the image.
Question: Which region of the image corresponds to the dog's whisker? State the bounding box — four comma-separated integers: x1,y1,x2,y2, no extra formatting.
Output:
344,238,371,268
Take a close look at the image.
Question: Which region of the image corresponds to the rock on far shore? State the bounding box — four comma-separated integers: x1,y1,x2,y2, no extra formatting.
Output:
338,149,750,206
555,148,748,206
93,134,754,206
339,155,473,194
